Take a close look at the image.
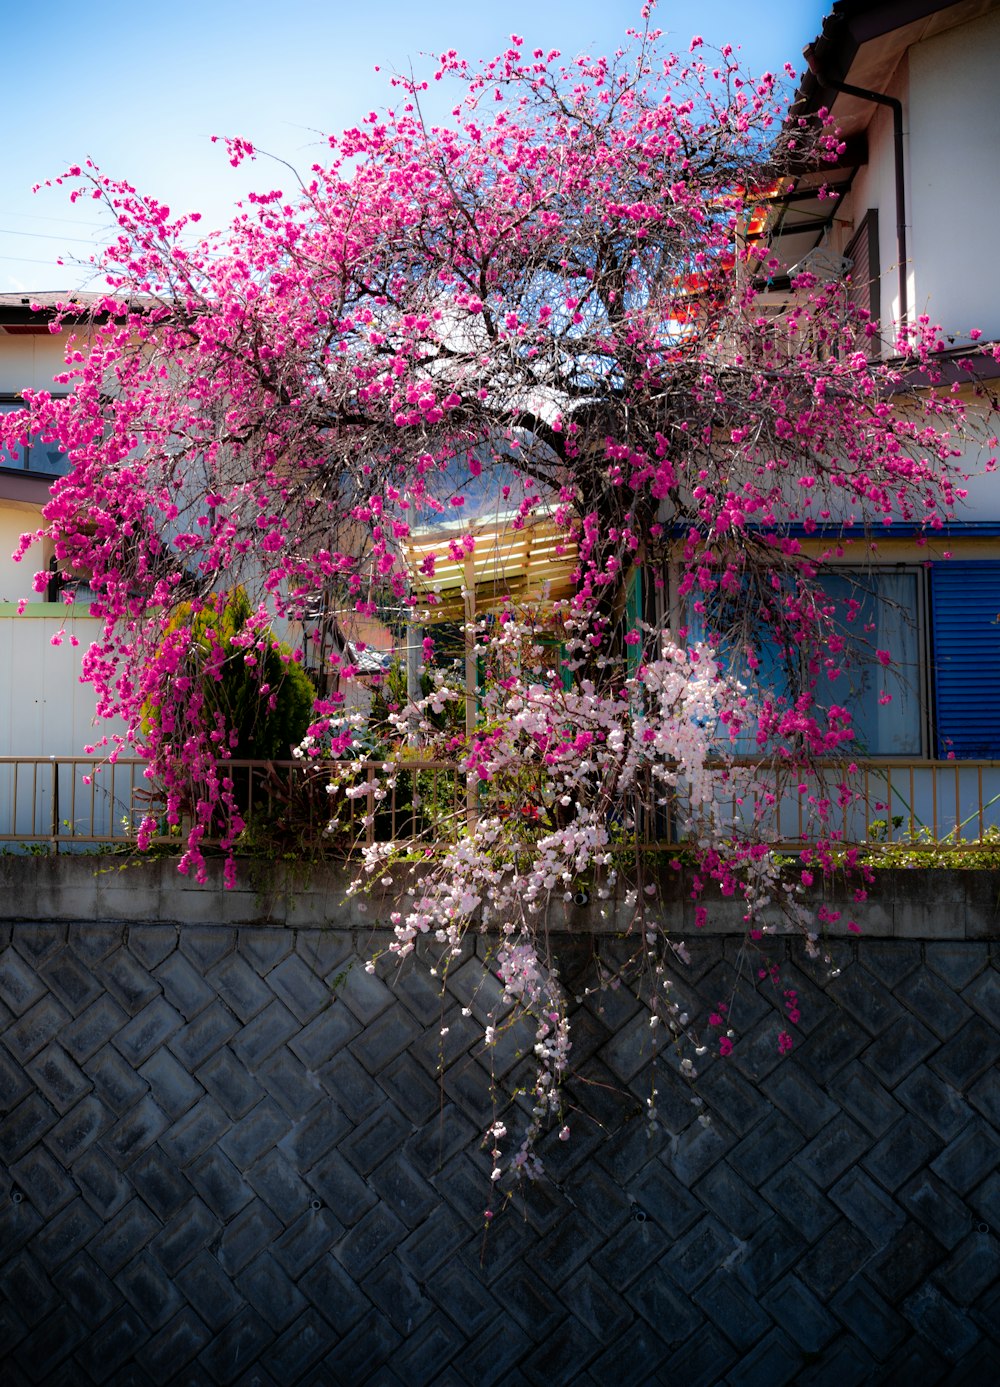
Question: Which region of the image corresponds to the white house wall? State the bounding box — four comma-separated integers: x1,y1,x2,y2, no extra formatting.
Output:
940,412,1000,522
0,329,72,393
0,607,132,843
826,63,910,342
824,8,1000,526
907,7,1000,344
826,7,1000,348
0,609,125,757
0,508,47,605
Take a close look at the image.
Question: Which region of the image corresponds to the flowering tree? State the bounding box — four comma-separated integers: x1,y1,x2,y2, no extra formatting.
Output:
6,10,998,1174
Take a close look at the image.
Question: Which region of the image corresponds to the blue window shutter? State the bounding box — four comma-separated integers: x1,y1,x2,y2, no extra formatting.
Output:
931,561,1000,758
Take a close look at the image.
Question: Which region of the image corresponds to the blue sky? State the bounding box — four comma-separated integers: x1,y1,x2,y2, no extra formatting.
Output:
0,0,829,292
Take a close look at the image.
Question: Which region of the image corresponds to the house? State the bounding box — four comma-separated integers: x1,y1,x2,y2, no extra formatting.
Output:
748,0,1000,769
0,294,132,843
5,1,1000,849
297,600,396,727
0,294,124,756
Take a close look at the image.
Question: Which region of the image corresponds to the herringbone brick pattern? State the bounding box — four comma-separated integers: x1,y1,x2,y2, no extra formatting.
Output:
0,920,998,1384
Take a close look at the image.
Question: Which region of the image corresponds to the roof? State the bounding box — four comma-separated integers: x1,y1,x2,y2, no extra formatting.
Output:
794,0,998,128
752,0,999,288
0,290,106,315
345,641,394,675
0,291,144,334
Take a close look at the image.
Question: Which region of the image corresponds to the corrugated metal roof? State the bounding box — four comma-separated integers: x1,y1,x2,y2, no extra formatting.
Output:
403,512,578,622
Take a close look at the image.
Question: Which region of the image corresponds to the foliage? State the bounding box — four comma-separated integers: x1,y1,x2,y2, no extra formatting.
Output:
860,822,1000,871
146,586,315,761
5,7,999,1177
137,587,315,868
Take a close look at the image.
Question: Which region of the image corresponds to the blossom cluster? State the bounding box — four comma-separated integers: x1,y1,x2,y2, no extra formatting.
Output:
4,11,998,1172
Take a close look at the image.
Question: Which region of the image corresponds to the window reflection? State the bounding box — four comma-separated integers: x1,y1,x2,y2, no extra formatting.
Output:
0,400,70,476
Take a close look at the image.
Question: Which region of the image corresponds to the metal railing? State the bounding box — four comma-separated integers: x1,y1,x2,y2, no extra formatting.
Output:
0,756,152,852
2,755,1000,855
713,758,1000,851
0,756,467,854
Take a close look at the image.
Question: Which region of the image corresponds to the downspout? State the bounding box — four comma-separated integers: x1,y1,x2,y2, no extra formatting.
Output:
807,62,908,331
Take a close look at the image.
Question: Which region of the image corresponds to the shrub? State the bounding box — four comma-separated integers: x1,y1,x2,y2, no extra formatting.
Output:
146,587,315,761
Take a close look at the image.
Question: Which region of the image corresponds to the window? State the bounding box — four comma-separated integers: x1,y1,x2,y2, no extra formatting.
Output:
818,568,923,757
681,555,1000,764
844,209,880,337
687,565,926,758
0,399,70,476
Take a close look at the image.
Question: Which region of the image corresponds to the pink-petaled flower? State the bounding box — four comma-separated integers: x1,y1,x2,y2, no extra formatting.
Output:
13,19,989,1192
777,1031,794,1055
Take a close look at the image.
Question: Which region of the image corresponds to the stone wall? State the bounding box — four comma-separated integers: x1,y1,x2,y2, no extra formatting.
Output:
0,861,998,1383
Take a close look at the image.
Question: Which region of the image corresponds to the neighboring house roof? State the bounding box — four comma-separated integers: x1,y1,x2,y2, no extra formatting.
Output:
336,611,395,674
344,641,394,675
0,291,98,309
0,291,144,334
318,611,395,675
